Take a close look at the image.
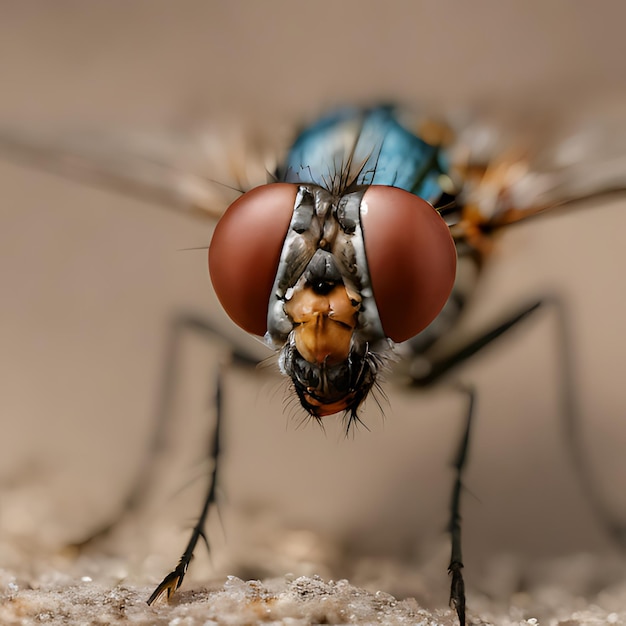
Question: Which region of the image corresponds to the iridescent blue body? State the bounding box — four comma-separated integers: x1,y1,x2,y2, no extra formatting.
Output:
282,106,449,202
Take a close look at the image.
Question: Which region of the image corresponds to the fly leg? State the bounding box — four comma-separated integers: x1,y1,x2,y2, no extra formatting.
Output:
412,300,542,626
447,384,474,626
409,300,542,389
147,365,224,604
409,296,626,624
409,299,544,626
137,314,260,603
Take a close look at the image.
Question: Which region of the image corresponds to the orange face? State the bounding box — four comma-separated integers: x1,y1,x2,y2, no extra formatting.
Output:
284,284,360,366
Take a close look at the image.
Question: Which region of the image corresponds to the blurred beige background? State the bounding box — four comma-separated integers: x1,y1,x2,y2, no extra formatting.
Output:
1,0,625,607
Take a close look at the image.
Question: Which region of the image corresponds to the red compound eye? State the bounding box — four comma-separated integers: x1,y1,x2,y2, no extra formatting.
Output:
208,184,297,336
360,186,457,343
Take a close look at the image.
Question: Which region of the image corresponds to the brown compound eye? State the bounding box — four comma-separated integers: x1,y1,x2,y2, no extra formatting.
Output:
208,184,297,336
360,185,457,343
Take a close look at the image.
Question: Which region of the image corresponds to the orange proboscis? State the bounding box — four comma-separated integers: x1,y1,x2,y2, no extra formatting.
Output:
303,393,359,417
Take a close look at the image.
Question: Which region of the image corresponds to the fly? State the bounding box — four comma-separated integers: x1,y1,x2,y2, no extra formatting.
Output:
1,104,625,626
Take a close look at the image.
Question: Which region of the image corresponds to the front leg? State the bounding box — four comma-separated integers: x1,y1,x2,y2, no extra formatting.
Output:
148,367,224,604
447,385,475,626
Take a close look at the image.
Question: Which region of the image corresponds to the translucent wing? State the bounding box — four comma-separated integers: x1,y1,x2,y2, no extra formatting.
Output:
0,120,283,224
445,104,626,234
1,105,623,232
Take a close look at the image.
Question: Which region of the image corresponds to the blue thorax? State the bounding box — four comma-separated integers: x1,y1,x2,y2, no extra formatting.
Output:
282,106,447,202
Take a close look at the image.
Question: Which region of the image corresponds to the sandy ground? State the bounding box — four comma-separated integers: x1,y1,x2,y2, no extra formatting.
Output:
1,2,626,624
2,544,626,624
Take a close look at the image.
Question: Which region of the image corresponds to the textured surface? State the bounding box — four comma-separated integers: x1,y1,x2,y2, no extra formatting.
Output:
1,551,626,625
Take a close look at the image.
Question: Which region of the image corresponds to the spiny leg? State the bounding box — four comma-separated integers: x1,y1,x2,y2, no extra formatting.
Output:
447,384,474,626
147,366,224,605
410,295,626,624
409,299,542,626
